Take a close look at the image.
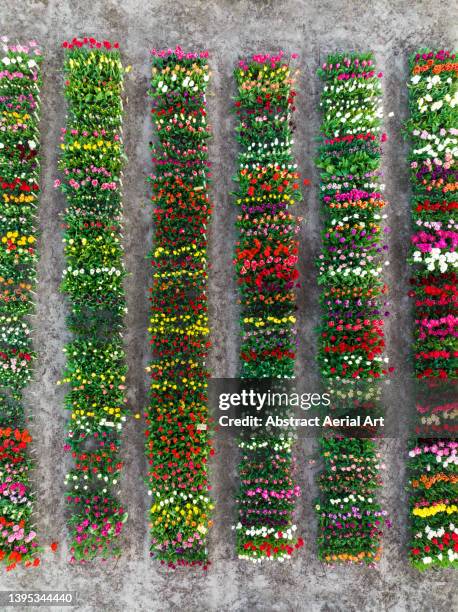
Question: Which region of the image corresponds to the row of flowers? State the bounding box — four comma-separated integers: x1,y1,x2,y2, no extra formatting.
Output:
57,38,128,562
407,49,458,570
315,52,391,565
146,47,213,568
232,53,304,562
0,37,42,570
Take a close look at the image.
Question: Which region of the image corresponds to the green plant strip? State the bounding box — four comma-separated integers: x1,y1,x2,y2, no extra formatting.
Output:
58,37,128,563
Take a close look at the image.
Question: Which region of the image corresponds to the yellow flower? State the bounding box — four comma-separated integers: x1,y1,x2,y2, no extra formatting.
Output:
412,503,457,517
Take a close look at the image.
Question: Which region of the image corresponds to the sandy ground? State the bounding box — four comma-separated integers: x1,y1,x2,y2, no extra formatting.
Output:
0,0,457,610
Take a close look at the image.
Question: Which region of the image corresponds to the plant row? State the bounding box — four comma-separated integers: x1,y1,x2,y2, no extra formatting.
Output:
406,48,458,570
232,53,304,562
0,37,42,570
145,47,213,568
315,52,391,565
58,37,128,562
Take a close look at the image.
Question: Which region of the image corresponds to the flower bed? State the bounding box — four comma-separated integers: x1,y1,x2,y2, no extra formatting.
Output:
0,37,42,570
58,37,128,562
232,52,304,562
146,46,213,568
406,49,458,570
315,52,391,565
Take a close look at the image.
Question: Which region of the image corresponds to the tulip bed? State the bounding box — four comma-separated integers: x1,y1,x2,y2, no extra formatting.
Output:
0,38,42,570
233,53,304,562
146,47,213,568
315,52,391,565
406,49,458,570
58,37,128,563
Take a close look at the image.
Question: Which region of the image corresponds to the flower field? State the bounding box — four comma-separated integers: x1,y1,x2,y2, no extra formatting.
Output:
58,37,128,562
406,49,458,570
0,35,455,578
0,37,42,570
146,47,214,568
232,52,304,562
314,52,391,565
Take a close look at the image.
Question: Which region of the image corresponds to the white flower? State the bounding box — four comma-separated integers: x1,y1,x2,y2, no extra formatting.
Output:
2,56,10,65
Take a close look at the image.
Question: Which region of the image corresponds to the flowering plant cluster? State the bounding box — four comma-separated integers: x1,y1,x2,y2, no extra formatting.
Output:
406,49,458,570
0,37,42,571
315,52,391,565
407,50,457,381
232,52,304,562
315,437,390,564
146,47,213,568
408,441,457,568
57,37,128,562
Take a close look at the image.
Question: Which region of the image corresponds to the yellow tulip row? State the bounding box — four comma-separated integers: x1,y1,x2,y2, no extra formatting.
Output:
412,503,457,518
